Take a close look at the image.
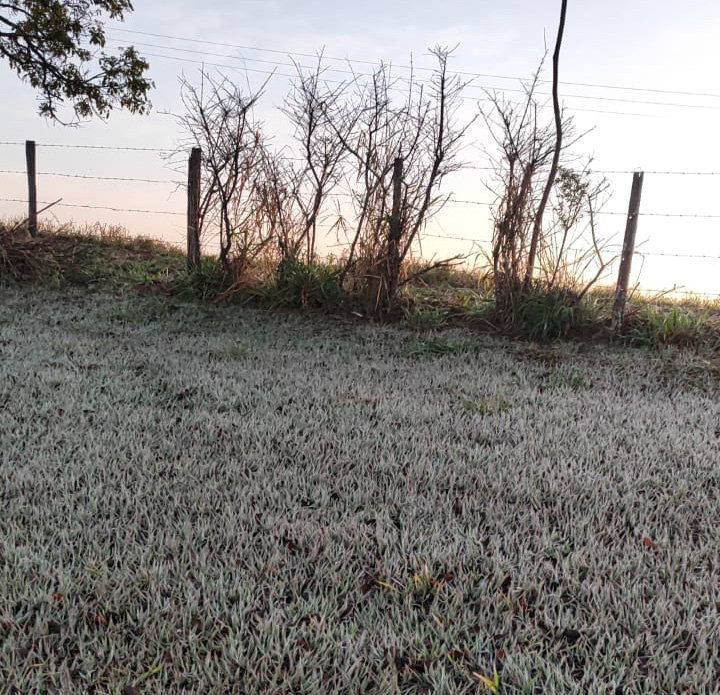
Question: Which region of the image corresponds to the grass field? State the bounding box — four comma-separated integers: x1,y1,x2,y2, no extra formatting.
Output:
1,284,719,694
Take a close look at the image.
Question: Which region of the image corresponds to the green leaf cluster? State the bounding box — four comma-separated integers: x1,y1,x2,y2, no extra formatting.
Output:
0,0,152,121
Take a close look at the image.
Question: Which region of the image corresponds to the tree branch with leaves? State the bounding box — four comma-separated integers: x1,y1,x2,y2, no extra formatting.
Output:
0,0,152,121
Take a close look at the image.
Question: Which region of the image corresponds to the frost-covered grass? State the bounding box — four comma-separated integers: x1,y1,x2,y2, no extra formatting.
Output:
1,286,719,694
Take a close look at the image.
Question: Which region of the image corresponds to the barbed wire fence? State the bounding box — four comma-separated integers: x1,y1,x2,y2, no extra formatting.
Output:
2,139,720,301
0,140,188,249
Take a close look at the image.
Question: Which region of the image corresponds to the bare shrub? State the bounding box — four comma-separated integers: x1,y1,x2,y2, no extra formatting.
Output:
484,0,606,325
176,70,272,279
277,54,352,267
174,49,471,313
484,82,613,323
482,1,614,330
482,70,566,318
333,46,474,317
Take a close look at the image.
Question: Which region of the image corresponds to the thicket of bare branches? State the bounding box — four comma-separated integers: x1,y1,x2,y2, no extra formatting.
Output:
175,46,473,316
333,46,474,314
176,71,272,280
481,0,614,326
275,55,351,268
171,0,613,326
483,76,563,318
483,77,612,321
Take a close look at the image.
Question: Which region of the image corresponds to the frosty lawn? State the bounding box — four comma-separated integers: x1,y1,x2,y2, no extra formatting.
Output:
1,286,719,693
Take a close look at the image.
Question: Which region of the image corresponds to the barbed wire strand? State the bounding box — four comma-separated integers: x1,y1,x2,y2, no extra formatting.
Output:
443,199,720,218
637,251,720,259
3,181,720,219
4,146,720,179
425,233,493,244
465,165,720,176
3,139,720,177
0,197,183,216
0,169,181,185
424,235,720,261
39,143,172,152
0,141,172,152
597,170,720,176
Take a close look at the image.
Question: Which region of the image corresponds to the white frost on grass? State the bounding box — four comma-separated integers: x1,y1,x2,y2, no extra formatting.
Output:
1,286,719,694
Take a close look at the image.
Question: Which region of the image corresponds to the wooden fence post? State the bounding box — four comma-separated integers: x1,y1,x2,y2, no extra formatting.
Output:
25,140,37,237
187,147,202,271
386,155,404,302
611,171,644,331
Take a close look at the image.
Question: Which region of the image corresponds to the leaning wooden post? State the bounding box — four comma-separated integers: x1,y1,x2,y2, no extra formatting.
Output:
187,147,202,271
25,140,37,237
611,170,644,331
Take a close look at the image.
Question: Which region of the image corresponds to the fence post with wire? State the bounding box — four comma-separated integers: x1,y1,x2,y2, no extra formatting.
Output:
0,140,187,245
187,147,202,270
612,171,644,330
25,140,37,238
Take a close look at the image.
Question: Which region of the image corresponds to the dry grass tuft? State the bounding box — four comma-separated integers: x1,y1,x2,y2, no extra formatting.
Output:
0,218,185,287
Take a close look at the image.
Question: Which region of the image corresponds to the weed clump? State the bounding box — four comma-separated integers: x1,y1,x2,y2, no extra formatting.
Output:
0,218,185,288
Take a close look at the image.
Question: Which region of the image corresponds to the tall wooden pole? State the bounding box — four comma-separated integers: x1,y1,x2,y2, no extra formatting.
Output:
612,171,644,331
187,147,202,270
25,140,37,238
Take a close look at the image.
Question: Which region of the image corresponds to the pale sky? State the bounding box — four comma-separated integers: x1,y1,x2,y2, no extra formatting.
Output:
2,0,720,296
